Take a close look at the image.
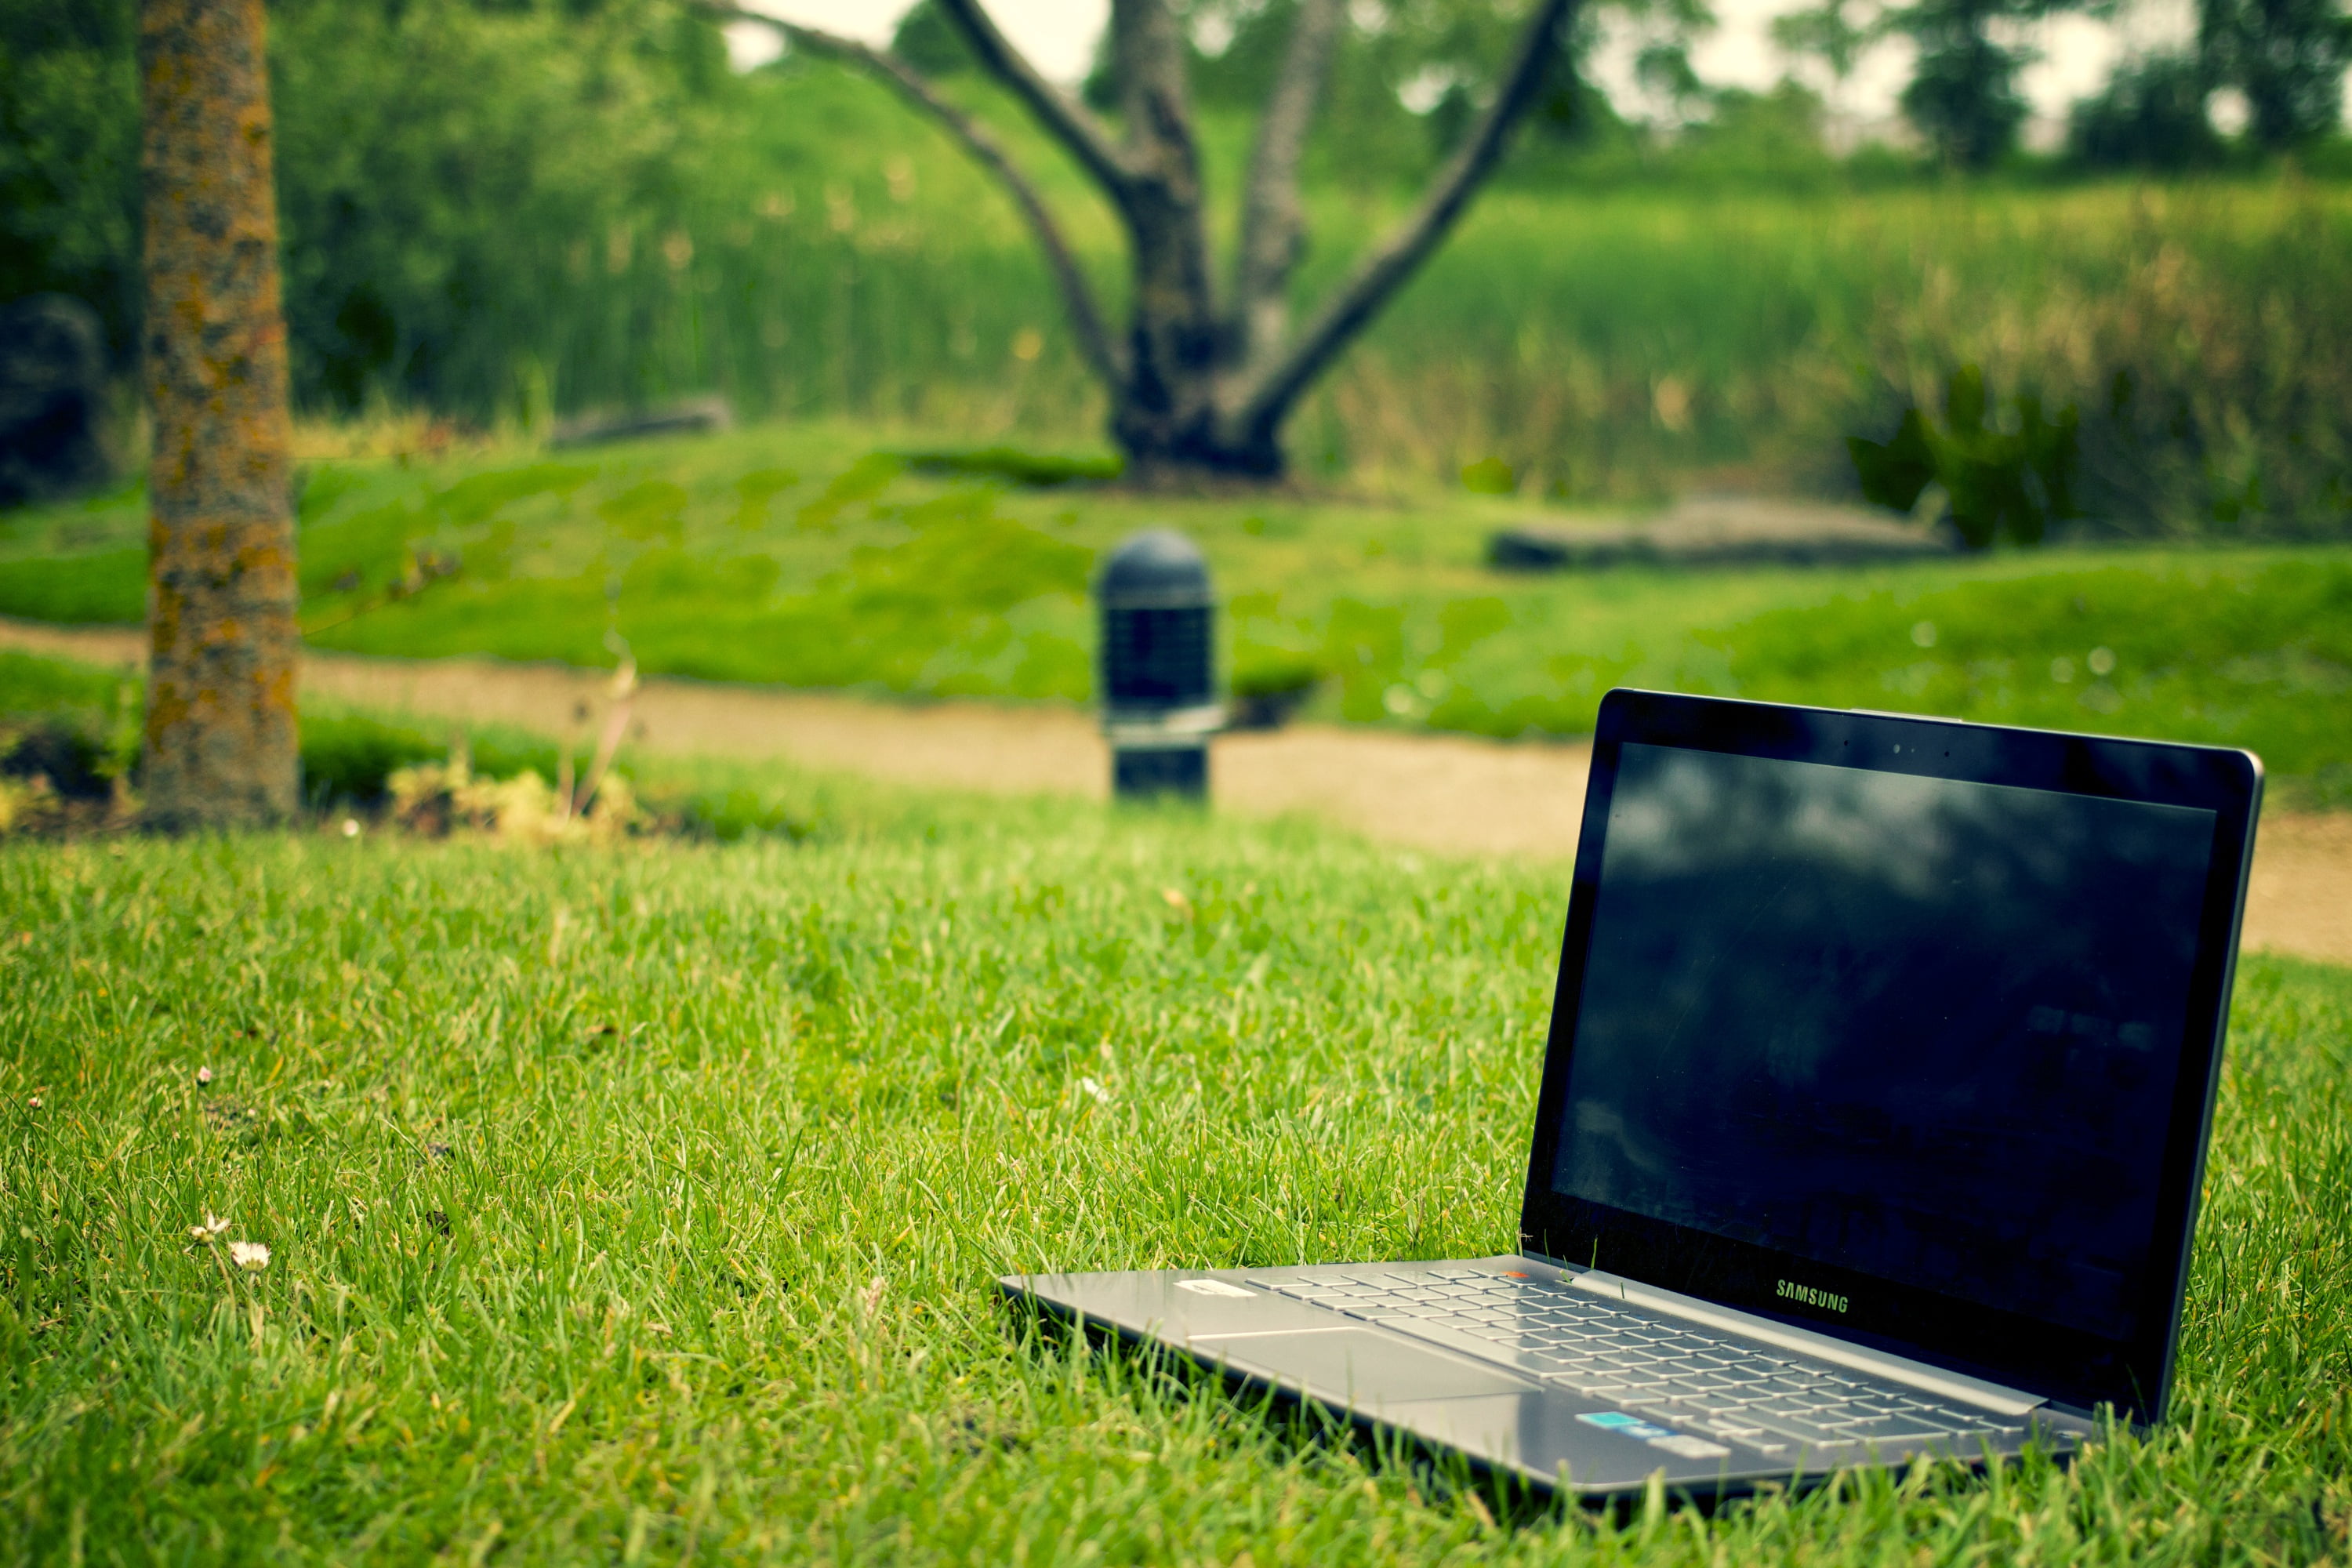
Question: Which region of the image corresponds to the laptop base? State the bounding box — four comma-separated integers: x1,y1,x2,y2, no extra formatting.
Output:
1004,1257,2089,1501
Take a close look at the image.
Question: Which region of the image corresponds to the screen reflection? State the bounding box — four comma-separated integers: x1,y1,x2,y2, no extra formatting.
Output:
1554,743,2216,1341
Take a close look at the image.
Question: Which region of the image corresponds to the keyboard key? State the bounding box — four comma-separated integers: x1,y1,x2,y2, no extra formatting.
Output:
1831,1418,1955,1446
1746,1413,1865,1445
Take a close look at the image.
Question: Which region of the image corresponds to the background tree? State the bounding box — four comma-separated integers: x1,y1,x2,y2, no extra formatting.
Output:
2199,0,2352,148
1892,0,2045,165
138,0,300,826
2067,49,2225,166
5,0,728,419
1772,0,1872,86
1770,0,1872,142
1776,0,2086,167
0,0,140,361
732,0,1580,486
891,0,976,77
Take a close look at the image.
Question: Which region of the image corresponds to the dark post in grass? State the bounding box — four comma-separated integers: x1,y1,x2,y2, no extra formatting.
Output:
1097,530,1219,801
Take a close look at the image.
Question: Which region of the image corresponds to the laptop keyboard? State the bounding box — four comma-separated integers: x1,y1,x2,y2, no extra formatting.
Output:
1248,1268,2029,1457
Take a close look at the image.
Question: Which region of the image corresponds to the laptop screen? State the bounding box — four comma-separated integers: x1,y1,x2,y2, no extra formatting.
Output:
1532,716,2250,1414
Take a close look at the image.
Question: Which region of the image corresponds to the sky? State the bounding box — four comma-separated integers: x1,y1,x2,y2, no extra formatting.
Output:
727,0,2206,136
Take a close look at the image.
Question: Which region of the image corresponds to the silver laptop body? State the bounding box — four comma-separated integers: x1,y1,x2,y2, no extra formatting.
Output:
1004,691,2263,1500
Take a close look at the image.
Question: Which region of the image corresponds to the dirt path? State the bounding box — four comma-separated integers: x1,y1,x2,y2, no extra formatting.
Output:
8,616,2345,964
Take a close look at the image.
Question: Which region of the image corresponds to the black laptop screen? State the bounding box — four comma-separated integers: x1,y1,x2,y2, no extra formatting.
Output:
1549,742,2216,1345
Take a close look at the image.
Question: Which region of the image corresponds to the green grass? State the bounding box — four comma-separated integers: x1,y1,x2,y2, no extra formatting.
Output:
7,428,2351,799
0,752,2347,1560
0,648,804,843
0,648,124,712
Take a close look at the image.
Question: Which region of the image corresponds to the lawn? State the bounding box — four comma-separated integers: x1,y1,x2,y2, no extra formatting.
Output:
6,427,2352,801
1,749,2348,1561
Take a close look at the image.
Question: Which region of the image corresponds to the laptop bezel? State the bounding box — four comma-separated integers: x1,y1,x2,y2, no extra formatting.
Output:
1517,689,2261,1424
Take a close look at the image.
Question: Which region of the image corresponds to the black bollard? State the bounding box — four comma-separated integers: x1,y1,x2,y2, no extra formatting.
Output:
1096,528,1219,801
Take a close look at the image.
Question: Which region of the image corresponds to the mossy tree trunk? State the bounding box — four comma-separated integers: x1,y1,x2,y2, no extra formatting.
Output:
138,0,300,827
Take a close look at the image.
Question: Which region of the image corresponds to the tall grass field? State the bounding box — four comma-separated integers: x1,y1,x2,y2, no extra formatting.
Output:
1,757,2347,1560
393,63,2352,528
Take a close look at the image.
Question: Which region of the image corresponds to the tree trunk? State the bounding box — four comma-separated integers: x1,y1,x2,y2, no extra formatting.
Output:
1102,0,1577,487
1098,0,1230,485
744,0,1575,488
138,0,300,827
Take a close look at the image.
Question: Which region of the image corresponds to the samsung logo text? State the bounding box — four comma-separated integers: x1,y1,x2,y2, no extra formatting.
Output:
1777,1279,1849,1314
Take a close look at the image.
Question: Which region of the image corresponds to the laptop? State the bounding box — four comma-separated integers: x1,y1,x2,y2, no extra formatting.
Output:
1002,689,2263,1500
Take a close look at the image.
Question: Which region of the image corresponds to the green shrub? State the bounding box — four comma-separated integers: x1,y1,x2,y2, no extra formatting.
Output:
1848,365,2082,547
898,446,1123,488
0,652,136,789
651,783,813,842
1458,457,1517,495
296,712,445,807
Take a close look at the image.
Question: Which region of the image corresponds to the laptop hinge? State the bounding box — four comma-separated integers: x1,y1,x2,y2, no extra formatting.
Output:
1557,1265,2045,1417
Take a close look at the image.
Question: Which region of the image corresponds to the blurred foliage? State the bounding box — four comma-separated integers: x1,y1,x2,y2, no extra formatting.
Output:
270,0,731,415
2068,53,2229,169
1891,0,2049,169
2199,0,2352,148
1459,456,1518,494
1773,0,1874,82
1773,0,2352,166
294,710,450,805
1849,365,2081,548
1079,0,1477,172
898,445,1126,487
1891,0,2042,168
0,0,139,360
1,0,2348,531
889,0,975,78
0,648,135,796
0,0,734,409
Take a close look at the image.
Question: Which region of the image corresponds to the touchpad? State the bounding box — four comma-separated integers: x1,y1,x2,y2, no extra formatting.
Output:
1192,1328,1536,1406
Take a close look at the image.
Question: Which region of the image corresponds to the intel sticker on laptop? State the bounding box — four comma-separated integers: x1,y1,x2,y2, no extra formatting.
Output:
1580,1411,1730,1459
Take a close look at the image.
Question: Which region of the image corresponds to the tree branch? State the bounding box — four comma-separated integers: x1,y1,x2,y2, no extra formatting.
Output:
1230,0,1344,371
715,9,1123,389
931,0,1135,197
1109,0,1218,350
1228,0,1579,440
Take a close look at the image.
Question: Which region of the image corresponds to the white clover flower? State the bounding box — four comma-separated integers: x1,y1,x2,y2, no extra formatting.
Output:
197,1066,213,1086
189,1214,230,1242
228,1241,270,1272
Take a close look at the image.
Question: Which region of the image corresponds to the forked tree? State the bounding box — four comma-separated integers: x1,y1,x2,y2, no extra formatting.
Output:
139,0,302,825
728,0,1577,486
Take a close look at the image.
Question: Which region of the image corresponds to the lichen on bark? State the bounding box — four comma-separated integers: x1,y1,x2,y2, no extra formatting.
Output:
138,0,301,827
